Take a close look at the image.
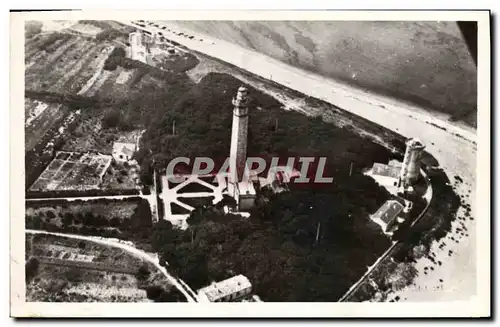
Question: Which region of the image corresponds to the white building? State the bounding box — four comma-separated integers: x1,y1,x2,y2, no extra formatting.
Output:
112,142,136,162
365,160,402,195
232,181,256,211
197,275,252,302
370,199,405,235
128,32,148,64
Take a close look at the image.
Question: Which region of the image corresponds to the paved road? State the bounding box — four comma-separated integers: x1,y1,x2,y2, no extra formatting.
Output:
26,229,199,302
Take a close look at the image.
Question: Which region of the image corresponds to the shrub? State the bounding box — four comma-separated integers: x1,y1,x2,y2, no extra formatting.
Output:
25,257,40,282
46,211,56,219
65,268,83,282
136,263,150,281
26,188,140,199
110,217,121,227
63,213,74,226
102,109,121,129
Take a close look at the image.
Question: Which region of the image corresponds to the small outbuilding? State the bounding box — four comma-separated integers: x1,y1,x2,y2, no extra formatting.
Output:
197,274,252,302
365,160,403,195
370,199,405,234
112,142,136,162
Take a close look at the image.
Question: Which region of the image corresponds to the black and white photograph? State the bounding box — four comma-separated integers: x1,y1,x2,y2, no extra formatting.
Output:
10,10,490,318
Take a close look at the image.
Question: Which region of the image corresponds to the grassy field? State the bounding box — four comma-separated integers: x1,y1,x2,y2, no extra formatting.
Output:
26,234,182,302
25,34,110,93
173,21,477,127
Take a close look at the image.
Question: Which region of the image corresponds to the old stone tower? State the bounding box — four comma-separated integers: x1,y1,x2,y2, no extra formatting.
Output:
228,86,256,210
229,85,251,185
400,138,426,188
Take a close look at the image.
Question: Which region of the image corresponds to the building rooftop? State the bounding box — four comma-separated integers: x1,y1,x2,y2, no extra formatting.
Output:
121,145,134,157
198,275,252,302
406,138,426,149
113,142,136,156
388,159,403,168
237,180,256,197
371,200,404,224
371,162,401,179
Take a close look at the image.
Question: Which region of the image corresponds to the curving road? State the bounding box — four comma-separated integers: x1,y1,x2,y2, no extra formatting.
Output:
26,229,199,302
122,20,480,301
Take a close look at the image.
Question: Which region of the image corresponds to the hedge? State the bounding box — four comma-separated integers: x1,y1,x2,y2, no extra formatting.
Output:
26,188,140,199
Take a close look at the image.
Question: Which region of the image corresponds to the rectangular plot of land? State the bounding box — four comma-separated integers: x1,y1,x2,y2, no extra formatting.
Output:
69,152,84,161
81,156,93,164
58,161,76,174
30,151,113,191
37,169,58,182
36,164,65,182
55,151,71,160
45,159,65,171
29,178,50,191
51,162,77,184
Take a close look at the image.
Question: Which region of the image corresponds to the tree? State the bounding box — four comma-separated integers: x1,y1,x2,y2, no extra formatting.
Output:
25,21,43,38
151,220,177,250
144,285,185,302
186,207,205,226
102,109,121,129
65,267,83,282
144,285,164,301
110,217,121,227
32,216,42,229
136,263,151,281
63,212,73,226
25,257,40,282
132,200,152,228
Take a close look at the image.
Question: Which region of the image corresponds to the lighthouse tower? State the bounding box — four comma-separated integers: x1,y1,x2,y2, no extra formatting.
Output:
228,86,256,209
400,138,426,188
229,86,251,184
